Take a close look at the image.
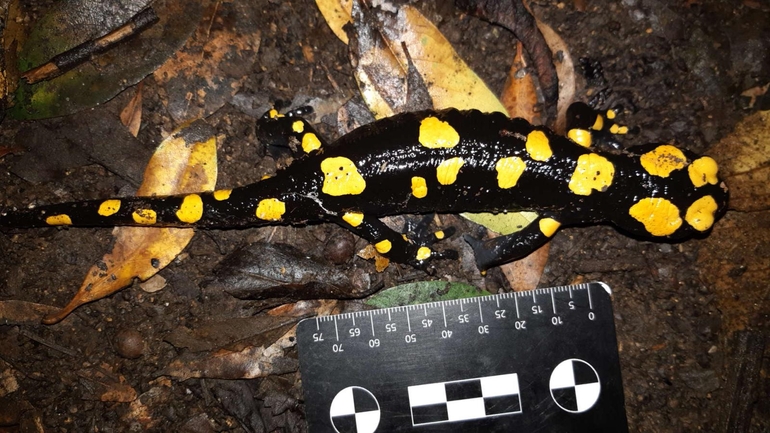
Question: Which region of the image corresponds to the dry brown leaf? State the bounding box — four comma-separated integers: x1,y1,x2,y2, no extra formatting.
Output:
502,41,540,122
162,327,299,380
708,110,770,212
153,1,261,123
496,20,576,291
0,301,59,325
43,120,218,324
120,81,144,137
537,20,575,134
77,366,137,402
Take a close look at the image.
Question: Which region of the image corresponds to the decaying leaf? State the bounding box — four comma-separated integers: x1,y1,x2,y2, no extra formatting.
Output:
366,281,491,308
708,110,770,212
357,243,390,272
164,315,302,353
120,81,144,137
153,1,262,123
206,242,375,300
77,365,137,402
336,2,507,115
0,301,59,326
43,120,218,324
162,326,299,380
6,0,202,119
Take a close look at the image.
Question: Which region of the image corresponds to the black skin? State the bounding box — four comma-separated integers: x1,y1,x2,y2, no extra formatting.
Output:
0,105,729,270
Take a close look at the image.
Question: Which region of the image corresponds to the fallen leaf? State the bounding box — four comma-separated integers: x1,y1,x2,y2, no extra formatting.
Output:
43,120,218,324
708,110,770,212
341,2,506,116
164,315,302,353
6,0,202,119
0,301,59,326
494,19,576,291
365,281,491,308
316,0,353,44
206,242,375,300
0,146,24,160
153,1,262,123
162,327,299,380
120,81,144,137
77,366,137,402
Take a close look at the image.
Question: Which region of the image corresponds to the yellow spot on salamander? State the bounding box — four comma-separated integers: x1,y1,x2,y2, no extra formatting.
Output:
606,109,617,120
176,194,203,224
132,209,157,225
46,214,72,226
568,153,615,196
495,156,526,189
436,157,464,185
685,195,718,231
416,247,432,261
255,198,286,221
609,124,620,134
411,176,428,198
640,145,687,177
629,197,682,236
375,239,392,254
592,115,604,131
525,130,552,161
302,132,322,153
268,109,283,119
434,230,445,240
688,157,719,187
539,218,561,237
321,157,367,196
213,189,232,201
617,126,629,134
568,128,592,148
292,120,304,133
342,212,364,227
98,199,121,217
419,117,460,149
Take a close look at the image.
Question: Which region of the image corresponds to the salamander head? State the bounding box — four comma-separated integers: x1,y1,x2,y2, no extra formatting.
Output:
615,144,729,240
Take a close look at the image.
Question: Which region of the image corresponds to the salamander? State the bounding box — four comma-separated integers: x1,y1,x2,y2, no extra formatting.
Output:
0,104,729,270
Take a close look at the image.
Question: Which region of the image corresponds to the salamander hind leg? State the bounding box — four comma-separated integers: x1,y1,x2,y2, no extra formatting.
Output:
464,214,563,271
334,213,458,269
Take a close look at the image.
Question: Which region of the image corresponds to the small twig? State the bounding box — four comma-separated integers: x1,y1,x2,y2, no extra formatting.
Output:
22,7,160,84
18,328,76,357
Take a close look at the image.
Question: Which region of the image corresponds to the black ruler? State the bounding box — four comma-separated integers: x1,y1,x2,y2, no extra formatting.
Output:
297,282,628,432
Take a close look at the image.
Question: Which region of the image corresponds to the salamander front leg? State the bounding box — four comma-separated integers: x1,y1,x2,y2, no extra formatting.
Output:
464,215,562,271
334,213,457,269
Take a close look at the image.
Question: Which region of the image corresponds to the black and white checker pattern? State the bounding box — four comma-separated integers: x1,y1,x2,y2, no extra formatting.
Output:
329,386,380,433
549,358,601,413
407,373,522,426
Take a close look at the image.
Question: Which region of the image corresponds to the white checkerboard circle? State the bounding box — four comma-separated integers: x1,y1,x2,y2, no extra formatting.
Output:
549,358,602,413
329,386,380,433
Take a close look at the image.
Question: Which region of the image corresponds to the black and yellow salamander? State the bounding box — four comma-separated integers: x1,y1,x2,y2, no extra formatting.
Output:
0,105,729,270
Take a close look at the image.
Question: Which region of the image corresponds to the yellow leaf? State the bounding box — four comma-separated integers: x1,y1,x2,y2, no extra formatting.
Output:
316,0,353,44
43,120,218,324
708,110,770,212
